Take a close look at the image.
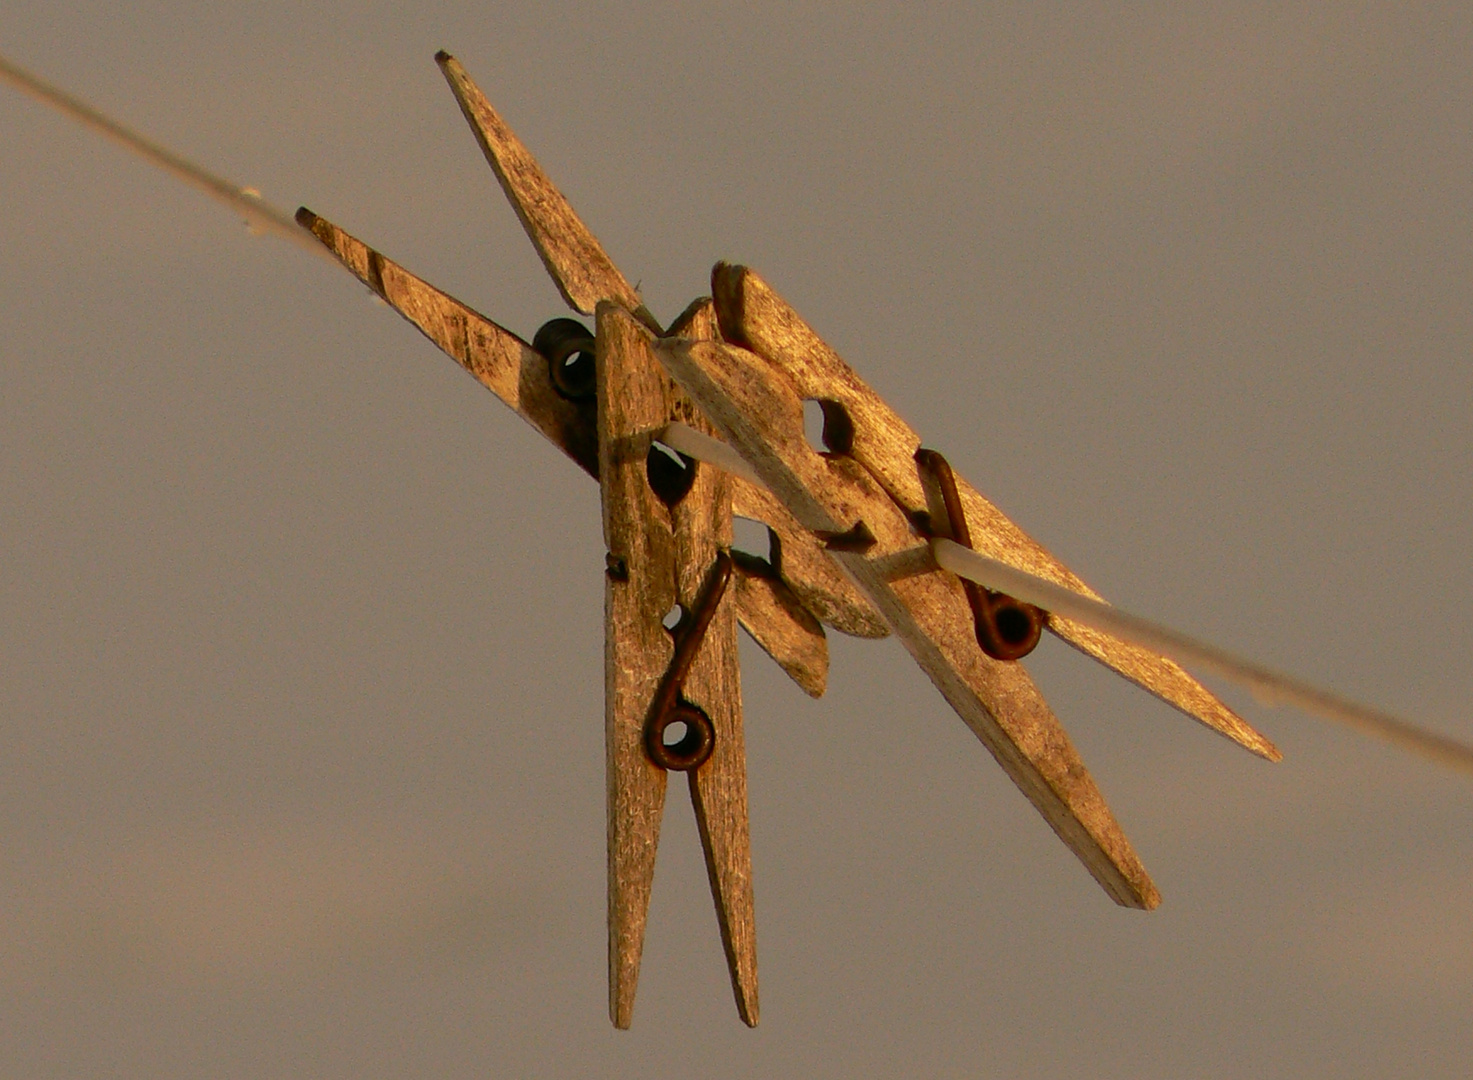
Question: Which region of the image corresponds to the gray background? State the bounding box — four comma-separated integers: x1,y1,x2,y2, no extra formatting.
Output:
3,3,1471,1077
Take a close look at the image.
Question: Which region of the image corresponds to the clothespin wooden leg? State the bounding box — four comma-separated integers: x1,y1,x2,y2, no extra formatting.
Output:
662,298,760,1024
667,390,759,1029
597,301,758,1028
598,303,674,1028
708,262,1280,761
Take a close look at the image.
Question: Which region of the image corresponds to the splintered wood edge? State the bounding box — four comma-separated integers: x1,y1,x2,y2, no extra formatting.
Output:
657,335,1160,909
711,262,1280,762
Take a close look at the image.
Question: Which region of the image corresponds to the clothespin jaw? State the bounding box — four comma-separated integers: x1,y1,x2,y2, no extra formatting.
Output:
596,301,758,1028
295,207,602,475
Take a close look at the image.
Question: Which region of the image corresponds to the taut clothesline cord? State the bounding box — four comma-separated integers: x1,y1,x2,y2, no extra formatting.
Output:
931,539,1473,776
0,52,329,261
660,422,1473,776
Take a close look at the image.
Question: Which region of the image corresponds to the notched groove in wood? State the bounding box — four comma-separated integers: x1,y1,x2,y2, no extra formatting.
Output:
733,479,889,639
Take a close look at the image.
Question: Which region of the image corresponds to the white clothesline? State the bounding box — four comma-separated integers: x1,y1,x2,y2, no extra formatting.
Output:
1,52,328,260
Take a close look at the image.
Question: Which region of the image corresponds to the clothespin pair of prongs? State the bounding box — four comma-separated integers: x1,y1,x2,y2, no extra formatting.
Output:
15,45,1473,1031
653,263,1285,914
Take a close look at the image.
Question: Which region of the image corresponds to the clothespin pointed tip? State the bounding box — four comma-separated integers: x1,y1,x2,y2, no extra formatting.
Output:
437,53,644,319
737,994,759,1027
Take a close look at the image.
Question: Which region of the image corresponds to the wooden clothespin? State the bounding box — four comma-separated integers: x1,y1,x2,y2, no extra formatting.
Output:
25,41,1473,1030
656,263,1283,908
285,56,1473,1013
596,301,757,1027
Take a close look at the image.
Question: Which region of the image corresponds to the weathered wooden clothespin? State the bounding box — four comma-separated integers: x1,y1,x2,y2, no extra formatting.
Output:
596,300,758,1027
280,56,1473,1013
656,263,1284,908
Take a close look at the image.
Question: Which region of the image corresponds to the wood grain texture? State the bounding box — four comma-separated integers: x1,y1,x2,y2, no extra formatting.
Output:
710,263,1281,762
730,554,828,698
297,206,600,475
732,478,889,640
436,52,659,331
598,303,757,1027
598,304,672,1028
656,335,1161,909
667,299,834,695
296,211,829,696
667,300,886,642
